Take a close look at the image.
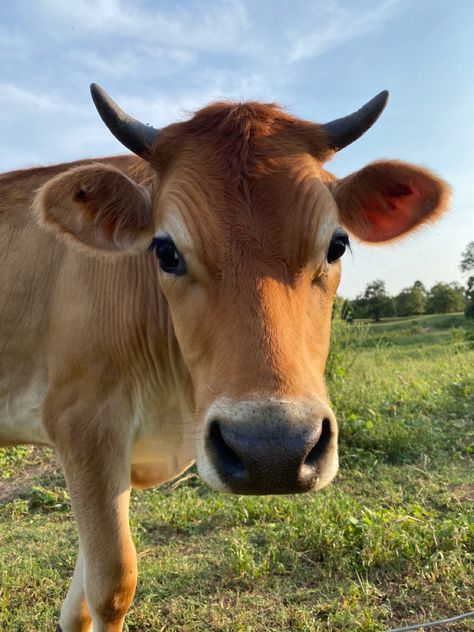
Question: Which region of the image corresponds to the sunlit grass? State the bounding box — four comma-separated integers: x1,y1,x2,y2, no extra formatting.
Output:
0,316,473,631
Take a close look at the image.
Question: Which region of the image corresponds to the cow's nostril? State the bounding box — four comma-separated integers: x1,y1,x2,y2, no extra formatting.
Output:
203,409,337,495
304,418,332,467
208,419,246,480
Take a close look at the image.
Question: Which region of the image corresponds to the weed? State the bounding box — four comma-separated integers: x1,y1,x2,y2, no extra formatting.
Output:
0,315,473,631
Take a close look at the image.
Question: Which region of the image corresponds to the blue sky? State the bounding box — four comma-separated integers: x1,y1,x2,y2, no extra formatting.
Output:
0,0,472,297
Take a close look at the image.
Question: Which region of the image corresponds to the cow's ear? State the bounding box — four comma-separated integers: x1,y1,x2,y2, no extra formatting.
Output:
331,160,451,243
34,164,153,253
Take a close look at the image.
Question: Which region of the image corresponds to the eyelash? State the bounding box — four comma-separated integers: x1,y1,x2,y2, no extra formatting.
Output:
327,230,350,263
148,228,348,279
149,236,186,276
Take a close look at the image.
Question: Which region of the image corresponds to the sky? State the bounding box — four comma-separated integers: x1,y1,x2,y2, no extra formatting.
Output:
0,0,472,298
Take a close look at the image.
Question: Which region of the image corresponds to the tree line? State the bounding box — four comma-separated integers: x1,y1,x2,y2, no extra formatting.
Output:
339,241,474,322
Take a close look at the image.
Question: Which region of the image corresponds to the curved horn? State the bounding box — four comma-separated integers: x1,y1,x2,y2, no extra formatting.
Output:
90,83,159,158
322,90,389,152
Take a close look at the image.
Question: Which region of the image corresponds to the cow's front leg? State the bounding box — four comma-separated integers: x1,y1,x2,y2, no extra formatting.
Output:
48,400,137,632
59,546,92,631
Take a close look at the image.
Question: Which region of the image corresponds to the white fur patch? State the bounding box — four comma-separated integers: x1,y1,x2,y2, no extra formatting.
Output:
155,212,194,253
131,387,196,486
0,381,51,446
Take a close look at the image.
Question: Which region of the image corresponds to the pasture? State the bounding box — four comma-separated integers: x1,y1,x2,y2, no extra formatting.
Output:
1,314,473,631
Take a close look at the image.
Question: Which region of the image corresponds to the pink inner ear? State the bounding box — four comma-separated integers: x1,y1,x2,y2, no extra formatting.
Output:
385,184,413,210
361,185,423,242
336,160,450,244
362,209,393,240
386,183,413,198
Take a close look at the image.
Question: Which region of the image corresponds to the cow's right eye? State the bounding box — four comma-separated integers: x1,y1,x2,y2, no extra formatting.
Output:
327,229,350,263
149,236,186,276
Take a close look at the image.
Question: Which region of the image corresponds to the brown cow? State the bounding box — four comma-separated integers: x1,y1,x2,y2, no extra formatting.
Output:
0,85,450,631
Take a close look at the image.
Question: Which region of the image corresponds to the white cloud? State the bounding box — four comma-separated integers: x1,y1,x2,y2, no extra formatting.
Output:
287,1,399,62
0,0,403,169
31,0,400,68
0,0,468,301
34,0,249,53
0,83,64,111
64,45,196,80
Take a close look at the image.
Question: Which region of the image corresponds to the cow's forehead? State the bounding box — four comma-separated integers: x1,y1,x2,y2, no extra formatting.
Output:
150,102,339,272
154,152,339,276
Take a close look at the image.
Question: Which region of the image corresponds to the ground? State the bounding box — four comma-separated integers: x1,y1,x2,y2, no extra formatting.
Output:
0,313,473,631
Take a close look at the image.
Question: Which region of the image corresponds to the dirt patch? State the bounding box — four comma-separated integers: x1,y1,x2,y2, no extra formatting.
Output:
0,448,61,505
450,483,474,503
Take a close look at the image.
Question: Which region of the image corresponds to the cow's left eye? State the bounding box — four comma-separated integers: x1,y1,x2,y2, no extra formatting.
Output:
327,229,350,263
149,236,186,276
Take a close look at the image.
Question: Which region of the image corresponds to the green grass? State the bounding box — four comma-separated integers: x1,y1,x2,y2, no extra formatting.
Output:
357,312,468,331
0,316,473,631
351,312,474,350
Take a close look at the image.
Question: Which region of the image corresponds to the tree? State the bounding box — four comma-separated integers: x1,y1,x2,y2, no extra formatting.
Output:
355,279,395,321
460,241,474,274
460,242,474,319
348,296,367,319
465,276,474,318
395,283,427,316
465,276,474,301
413,280,428,298
426,282,466,314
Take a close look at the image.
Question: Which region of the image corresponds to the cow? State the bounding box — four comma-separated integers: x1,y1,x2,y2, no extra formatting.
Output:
0,84,450,632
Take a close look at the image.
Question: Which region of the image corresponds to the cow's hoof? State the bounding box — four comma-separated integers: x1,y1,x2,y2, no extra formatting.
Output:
56,626,62,632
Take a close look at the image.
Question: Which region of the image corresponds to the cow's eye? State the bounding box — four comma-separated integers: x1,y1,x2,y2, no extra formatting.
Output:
327,229,350,263
149,236,186,276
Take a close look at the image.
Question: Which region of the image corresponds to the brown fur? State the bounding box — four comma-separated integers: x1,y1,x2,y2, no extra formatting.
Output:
0,99,450,631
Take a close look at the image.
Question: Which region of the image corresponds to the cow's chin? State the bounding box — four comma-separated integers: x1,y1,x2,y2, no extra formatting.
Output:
196,396,339,496
196,449,339,495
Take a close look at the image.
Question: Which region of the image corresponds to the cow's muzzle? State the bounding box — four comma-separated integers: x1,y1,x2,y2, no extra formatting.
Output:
198,398,338,494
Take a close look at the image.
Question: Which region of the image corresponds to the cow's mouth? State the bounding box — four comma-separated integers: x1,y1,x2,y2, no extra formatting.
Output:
197,397,339,495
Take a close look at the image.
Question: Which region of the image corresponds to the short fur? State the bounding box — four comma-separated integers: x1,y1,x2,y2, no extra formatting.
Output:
0,99,450,631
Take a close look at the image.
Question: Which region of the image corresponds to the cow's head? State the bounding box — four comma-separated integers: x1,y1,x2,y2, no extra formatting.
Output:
35,86,450,494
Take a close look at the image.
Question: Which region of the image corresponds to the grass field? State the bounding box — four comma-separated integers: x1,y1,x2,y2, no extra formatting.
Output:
0,315,473,631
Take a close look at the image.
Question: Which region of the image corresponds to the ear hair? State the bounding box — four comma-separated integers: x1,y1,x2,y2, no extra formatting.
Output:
34,163,154,254
331,160,451,243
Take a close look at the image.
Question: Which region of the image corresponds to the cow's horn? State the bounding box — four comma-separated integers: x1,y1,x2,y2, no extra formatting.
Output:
321,90,389,152
90,83,159,158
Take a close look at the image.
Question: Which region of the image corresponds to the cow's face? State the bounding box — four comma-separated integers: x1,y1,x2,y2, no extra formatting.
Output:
151,146,341,493
35,92,450,495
